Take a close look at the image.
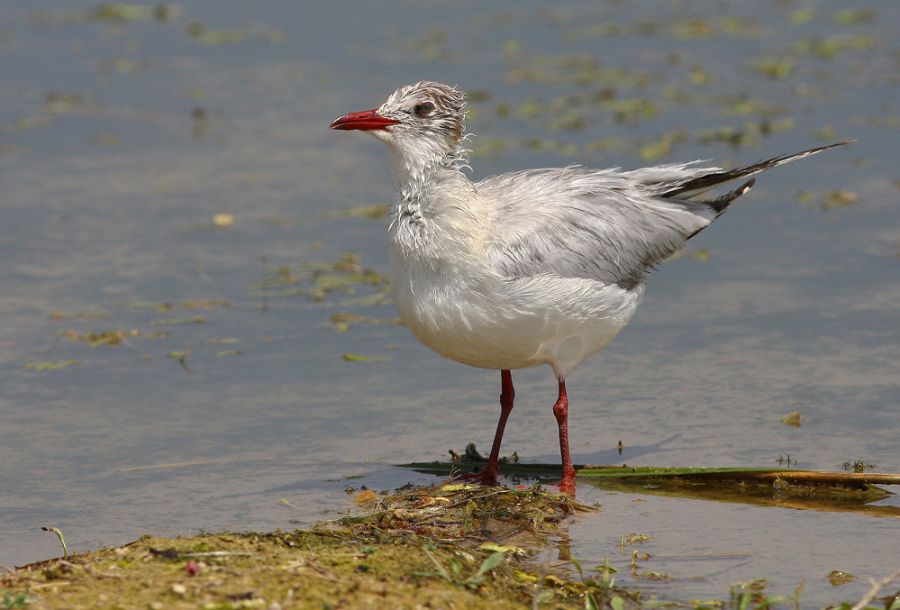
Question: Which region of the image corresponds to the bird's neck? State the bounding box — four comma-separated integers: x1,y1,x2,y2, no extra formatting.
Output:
389,142,468,205
387,142,479,262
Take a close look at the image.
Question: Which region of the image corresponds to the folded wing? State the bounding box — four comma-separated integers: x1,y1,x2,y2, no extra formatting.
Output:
482,143,848,289
482,165,720,289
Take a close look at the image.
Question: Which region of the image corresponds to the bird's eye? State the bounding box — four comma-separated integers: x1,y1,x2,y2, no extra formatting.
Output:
414,102,435,118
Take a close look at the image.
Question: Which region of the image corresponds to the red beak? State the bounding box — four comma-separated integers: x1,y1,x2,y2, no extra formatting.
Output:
329,108,399,131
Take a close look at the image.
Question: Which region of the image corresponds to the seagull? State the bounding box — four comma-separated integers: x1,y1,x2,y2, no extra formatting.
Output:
330,81,847,493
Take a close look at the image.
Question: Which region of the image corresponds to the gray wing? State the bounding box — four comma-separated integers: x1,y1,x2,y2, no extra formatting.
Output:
480,165,724,289
481,143,847,289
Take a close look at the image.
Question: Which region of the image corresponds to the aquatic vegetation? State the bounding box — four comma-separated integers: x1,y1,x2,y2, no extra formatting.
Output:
639,130,687,162
341,353,391,363
619,533,653,548
780,411,804,427
126,300,230,313
149,316,206,326
252,253,385,301
790,8,817,26
329,312,401,332
408,27,450,61
59,329,139,346
30,4,180,24
186,21,284,46
319,203,390,220
407,461,900,511
828,570,856,587
20,360,79,372
842,460,877,474
750,57,797,80
790,34,877,59
49,311,110,320
40,527,68,559
796,189,861,211
833,8,877,27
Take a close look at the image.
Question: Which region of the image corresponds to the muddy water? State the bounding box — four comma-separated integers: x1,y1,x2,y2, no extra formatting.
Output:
1,1,898,606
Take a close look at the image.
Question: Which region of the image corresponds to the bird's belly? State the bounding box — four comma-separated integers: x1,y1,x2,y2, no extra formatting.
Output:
394,289,546,371
390,258,644,377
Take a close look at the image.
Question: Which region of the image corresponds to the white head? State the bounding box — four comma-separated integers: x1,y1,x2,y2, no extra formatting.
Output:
330,81,468,187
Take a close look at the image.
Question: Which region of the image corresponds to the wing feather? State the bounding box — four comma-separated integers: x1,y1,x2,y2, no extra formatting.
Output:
481,167,716,289
481,143,847,288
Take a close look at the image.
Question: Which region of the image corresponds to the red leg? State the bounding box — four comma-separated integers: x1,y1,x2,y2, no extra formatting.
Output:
455,370,514,486
552,379,576,494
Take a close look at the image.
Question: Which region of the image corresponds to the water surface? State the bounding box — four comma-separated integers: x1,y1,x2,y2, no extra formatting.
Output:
1,2,898,606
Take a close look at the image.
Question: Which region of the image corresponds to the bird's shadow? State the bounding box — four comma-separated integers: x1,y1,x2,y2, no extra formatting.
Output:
533,433,681,466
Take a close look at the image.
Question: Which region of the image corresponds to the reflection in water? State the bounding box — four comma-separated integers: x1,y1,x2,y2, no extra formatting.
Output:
409,460,900,516
582,478,900,519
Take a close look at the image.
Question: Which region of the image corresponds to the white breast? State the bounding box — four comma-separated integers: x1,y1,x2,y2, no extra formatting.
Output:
388,241,645,379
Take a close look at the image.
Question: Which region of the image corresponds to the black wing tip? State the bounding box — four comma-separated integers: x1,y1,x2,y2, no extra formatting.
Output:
801,140,855,154
685,178,756,240
662,141,852,199
747,140,854,172
709,177,755,214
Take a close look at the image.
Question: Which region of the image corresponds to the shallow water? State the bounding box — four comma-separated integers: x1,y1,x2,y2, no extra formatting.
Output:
1,1,898,606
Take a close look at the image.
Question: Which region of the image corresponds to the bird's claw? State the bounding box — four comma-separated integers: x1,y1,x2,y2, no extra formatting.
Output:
451,469,501,487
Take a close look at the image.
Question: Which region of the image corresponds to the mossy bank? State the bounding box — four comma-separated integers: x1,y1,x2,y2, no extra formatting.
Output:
2,484,641,610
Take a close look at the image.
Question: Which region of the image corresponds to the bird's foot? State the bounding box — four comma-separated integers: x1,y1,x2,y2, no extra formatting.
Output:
451,468,501,487
555,476,576,495
555,466,577,495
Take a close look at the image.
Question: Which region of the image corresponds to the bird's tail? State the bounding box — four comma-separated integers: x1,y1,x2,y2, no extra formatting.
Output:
662,141,851,200
672,141,852,239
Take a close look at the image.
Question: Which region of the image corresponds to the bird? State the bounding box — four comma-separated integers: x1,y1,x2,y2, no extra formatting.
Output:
330,80,847,493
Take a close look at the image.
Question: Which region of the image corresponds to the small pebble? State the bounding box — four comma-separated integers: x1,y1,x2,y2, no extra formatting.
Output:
213,213,234,227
